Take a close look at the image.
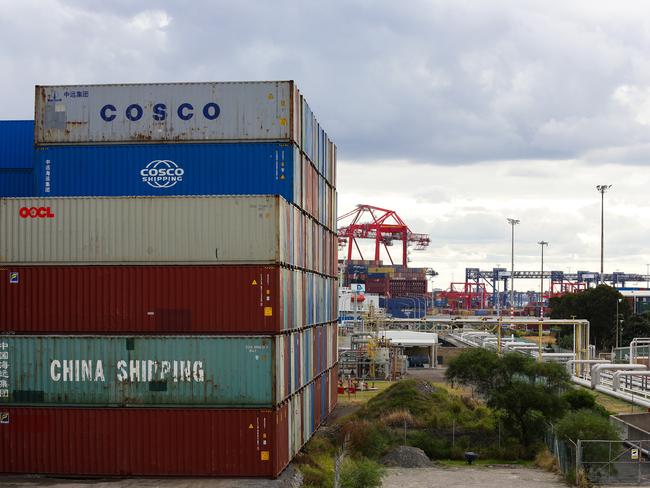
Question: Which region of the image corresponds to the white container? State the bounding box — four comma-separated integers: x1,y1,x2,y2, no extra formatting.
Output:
36,81,297,145
0,195,332,274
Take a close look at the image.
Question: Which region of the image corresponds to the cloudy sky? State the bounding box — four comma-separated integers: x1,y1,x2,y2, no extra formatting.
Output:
2,0,650,290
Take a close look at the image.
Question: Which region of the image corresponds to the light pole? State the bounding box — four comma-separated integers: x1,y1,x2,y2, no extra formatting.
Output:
538,241,548,317
596,185,612,285
646,263,649,290
507,218,520,317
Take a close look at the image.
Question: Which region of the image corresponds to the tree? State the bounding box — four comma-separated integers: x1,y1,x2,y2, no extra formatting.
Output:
621,313,650,345
550,285,631,351
446,350,570,447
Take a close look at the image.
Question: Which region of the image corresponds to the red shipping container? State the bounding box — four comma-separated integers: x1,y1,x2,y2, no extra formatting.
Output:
0,406,290,477
0,366,339,477
0,265,333,334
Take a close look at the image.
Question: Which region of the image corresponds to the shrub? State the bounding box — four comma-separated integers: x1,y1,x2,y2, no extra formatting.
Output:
556,409,620,442
562,388,596,411
340,457,385,488
407,430,451,459
381,409,416,428
343,420,392,459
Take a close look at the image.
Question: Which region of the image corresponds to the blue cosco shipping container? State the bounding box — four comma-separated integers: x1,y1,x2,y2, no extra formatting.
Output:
34,142,336,230
0,169,35,197
35,142,299,200
0,120,34,169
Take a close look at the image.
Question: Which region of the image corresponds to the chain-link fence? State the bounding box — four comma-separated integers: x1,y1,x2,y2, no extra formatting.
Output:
545,423,577,481
577,439,650,485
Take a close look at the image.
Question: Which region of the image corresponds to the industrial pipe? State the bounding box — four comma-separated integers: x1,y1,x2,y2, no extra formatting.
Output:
590,363,647,388
612,370,650,391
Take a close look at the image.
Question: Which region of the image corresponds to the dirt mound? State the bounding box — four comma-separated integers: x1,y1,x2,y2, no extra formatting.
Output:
381,445,433,468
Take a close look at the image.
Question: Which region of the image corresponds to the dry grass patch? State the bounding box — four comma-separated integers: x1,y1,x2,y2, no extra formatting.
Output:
380,409,416,428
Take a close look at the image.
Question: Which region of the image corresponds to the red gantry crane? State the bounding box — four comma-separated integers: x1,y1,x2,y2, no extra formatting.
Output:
337,204,430,266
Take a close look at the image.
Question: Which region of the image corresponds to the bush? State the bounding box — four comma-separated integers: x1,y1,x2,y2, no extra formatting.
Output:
343,420,392,459
340,457,385,488
301,463,333,488
381,409,416,428
562,388,595,411
556,409,619,442
407,430,451,459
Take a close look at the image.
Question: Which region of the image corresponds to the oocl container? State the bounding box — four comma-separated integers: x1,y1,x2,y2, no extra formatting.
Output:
0,330,336,407
0,265,336,334
0,365,337,477
0,195,336,276
33,142,335,230
34,81,336,187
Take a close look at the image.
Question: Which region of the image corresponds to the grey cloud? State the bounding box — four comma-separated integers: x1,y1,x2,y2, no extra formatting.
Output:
3,1,650,165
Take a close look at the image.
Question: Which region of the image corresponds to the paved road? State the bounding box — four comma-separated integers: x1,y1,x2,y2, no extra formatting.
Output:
382,466,566,488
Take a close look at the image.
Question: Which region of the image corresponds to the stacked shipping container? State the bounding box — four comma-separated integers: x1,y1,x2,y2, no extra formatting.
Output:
0,121,34,197
0,81,337,477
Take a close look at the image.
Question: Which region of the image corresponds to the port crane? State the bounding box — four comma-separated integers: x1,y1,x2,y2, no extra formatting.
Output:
337,204,430,266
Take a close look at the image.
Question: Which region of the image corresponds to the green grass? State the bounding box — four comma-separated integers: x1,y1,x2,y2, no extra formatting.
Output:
576,386,638,414
337,381,393,406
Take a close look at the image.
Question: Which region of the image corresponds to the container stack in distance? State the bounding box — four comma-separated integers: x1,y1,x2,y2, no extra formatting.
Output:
0,81,338,477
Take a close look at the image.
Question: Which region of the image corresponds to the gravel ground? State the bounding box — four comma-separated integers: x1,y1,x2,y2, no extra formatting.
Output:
382,465,566,488
0,465,302,488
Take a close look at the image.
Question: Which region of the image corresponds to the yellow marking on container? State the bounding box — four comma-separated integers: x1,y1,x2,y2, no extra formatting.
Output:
248,423,254,429
252,280,258,285
266,289,271,295
261,451,270,461
262,433,267,439
264,307,273,317
278,118,287,126
280,174,285,180
267,93,274,100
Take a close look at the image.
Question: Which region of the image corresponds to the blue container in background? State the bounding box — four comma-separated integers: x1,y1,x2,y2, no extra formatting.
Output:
35,142,300,202
0,169,35,197
0,120,34,169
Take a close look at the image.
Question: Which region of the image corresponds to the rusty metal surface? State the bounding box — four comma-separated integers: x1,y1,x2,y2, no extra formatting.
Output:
0,265,336,334
35,82,296,145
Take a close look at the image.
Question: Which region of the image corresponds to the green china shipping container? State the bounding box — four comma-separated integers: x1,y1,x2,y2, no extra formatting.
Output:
0,329,336,407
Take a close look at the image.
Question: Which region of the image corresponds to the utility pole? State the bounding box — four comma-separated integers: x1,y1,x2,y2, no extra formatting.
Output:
507,218,520,318
646,263,649,290
538,241,548,317
596,185,611,285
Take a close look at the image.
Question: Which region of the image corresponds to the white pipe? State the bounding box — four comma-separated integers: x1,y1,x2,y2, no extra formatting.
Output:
566,359,609,376
612,370,650,391
572,376,591,388
571,375,650,409
591,364,647,388
595,384,650,409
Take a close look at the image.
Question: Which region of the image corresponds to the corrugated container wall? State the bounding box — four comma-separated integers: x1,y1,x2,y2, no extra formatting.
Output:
1,331,337,407
0,169,34,197
0,265,336,334
0,365,337,478
35,82,335,188
34,142,335,230
0,120,34,169
0,196,336,276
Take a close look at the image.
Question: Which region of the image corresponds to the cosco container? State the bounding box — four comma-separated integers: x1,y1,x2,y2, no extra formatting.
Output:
0,330,336,407
0,120,33,169
0,265,336,334
35,81,336,187
34,142,335,230
0,195,336,276
0,366,338,477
